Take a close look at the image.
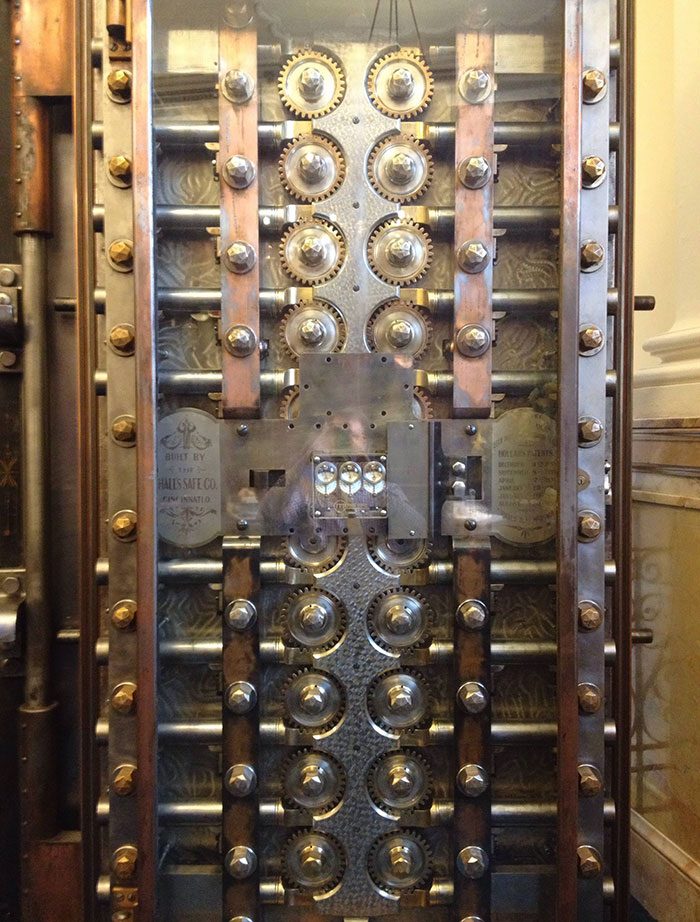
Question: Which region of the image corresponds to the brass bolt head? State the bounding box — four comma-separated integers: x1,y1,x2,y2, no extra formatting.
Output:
457,681,488,715
388,764,414,796
300,843,326,874
112,416,136,444
583,68,607,102
578,601,603,631
388,66,415,100
457,239,490,274
579,417,603,444
577,844,602,878
579,325,604,352
298,66,325,101
389,844,415,877
108,155,132,184
109,324,135,353
224,155,256,189
112,510,137,540
578,764,603,797
456,323,491,357
578,511,602,540
111,682,137,715
223,69,254,103
225,680,257,714
457,763,489,797
578,683,603,714
108,239,134,270
111,600,137,630
224,324,257,357
580,240,605,271
107,69,132,101
112,764,137,796
225,845,257,879
458,155,492,189
457,599,488,630
224,763,257,797
300,764,325,794
224,599,257,630
582,155,606,187
112,846,137,879
457,845,489,879
460,68,492,103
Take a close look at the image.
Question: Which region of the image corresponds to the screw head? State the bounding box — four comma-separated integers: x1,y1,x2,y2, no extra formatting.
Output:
0,268,17,286
223,69,255,103
388,66,415,100
580,240,605,271
224,599,257,631
108,155,132,185
112,764,137,796
111,416,136,444
578,764,603,797
578,683,603,714
107,69,132,101
579,417,603,444
108,239,134,270
457,845,489,879
298,318,325,346
111,682,137,715
578,511,602,540
387,151,417,185
111,600,137,630
579,325,604,352
109,323,135,353
299,683,328,714
582,155,606,188
299,235,328,267
112,846,138,879
457,681,488,714
225,845,257,879
112,510,137,540
298,65,325,101
388,764,414,796
460,68,492,103
299,602,328,633
223,155,256,189
385,603,416,635
224,324,257,357
458,155,492,189
457,239,490,274
457,599,488,630
389,843,415,877
583,68,607,102
456,323,491,357
386,318,414,348
457,763,489,797
225,681,257,714
577,844,602,878
224,240,256,274
578,601,603,631
0,351,15,368
386,236,415,268
224,763,257,797
387,683,414,713
299,151,328,183
300,764,326,795
1,576,21,596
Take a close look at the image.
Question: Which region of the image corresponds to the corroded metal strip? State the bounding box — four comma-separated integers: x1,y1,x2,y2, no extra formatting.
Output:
219,27,260,418
453,31,493,417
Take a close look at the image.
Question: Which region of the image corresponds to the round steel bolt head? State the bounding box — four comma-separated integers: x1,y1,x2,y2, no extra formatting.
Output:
229,917,254,922
298,65,325,101
457,681,488,715
388,66,415,100
107,239,134,271
583,68,607,103
300,235,328,266
456,323,491,357
112,846,138,879
224,598,257,631
459,68,492,103
224,763,257,797
224,324,257,357
112,415,136,444
579,325,604,353
0,268,17,286
579,417,603,444
223,1,254,28
299,318,325,345
578,764,603,797
0,351,16,368
108,155,132,185
457,239,490,274
223,155,256,189
577,844,602,878
457,763,489,797
578,683,603,714
2,576,21,596
458,155,492,189
224,240,256,274
112,510,137,540
112,764,137,796
457,845,489,879
111,682,137,715
299,151,328,183
111,600,137,630
225,845,257,879
387,152,417,184
578,511,602,540
582,155,606,188
387,683,414,713
107,69,132,101
223,69,255,103
580,240,605,271
225,680,257,714
109,323,135,353
456,598,488,630
578,601,603,631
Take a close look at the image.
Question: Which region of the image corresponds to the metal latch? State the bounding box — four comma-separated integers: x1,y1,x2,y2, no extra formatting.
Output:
0,569,25,648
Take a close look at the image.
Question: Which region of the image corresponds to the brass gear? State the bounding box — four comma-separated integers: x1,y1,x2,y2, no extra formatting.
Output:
279,386,301,420
279,134,346,202
366,300,432,358
367,218,432,286
368,830,433,896
368,134,433,203
280,587,347,653
367,535,432,575
367,587,433,656
367,48,434,119
282,667,345,735
281,748,346,816
282,829,347,894
280,301,347,360
280,218,345,284
412,387,434,419
367,749,433,815
282,532,348,573
367,667,432,736
278,50,345,118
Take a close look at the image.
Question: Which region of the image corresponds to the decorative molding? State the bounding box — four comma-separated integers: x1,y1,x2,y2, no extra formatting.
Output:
631,811,700,922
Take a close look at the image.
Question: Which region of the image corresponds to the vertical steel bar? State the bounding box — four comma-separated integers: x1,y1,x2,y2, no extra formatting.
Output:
132,0,159,916
557,1,583,919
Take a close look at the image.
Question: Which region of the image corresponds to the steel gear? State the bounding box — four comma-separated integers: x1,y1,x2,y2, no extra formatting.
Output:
282,748,346,816
368,830,433,895
367,48,434,118
279,135,346,201
283,667,345,734
412,387,434,420
367,587,433,656
367,667,432,735
367,535,432,574
278,50,345,118
282,532,348,573
366,301,432,358
280,301,347,360
367,750,433,814
281,587,347,652
282,829,347,894
368,134,433,203
280,219,345,284
367,218,432,286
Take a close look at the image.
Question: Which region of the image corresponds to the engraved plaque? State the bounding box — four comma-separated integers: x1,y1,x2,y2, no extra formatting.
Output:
157,409,221,547
492,407,557,545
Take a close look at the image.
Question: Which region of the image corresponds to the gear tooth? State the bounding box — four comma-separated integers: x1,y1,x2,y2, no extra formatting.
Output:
413,386,434,420
367,535,433,574
367,667,432,735
282,829,346,893
282,667,346,735
279,135,346,202
367,587,434,656
367,218,432,286
282,533,348,572
366,300,433,359
279,50,345,119
368,829,433,895
281,587,347,652
368,134,434,203
367,749,433,815
280,218,345,284
367,49,434,119
281,747,346,815
280,301,347,361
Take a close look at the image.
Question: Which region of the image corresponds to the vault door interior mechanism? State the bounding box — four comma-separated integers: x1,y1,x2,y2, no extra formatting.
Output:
92,0,635,919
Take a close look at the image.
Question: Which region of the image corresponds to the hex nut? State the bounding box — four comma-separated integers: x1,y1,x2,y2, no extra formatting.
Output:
578,683,602,714
112,764,137,797
457,681,488,715
224,599,257,631
578,764,603,797
578,601,603,632
112,846,138,879
457,763,489,797
225,680,257,714
579,325,604,353
582,155,606,188
2,576,21,596
109,323,135,354
224,324,257,357
223,241,256,274
222,69,255,104
224,763,257,797
111,600,137,630
456,323,491,357
111,682,137,715
457,239,490,274
577,844,602,878
583,68,607,103
112,510,137,540
456,599,488,630
112,416,137,444
578,511,602,540
458,155,492,189
107,69,132,102
580,240,605,271
225,845,257,879
108,155,132,185
579,417,603,444
108,239,134,271
456,845,489,879
223,155,256,189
